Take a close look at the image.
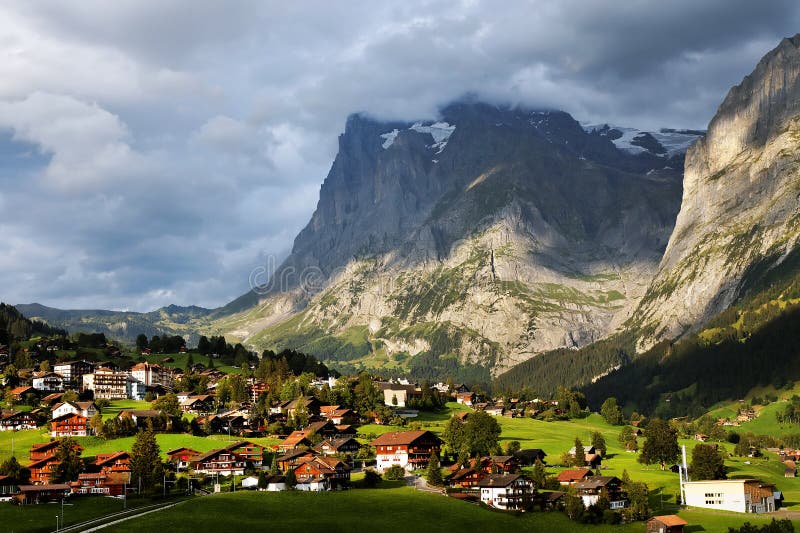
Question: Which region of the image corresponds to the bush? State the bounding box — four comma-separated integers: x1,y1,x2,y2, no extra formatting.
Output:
363,469,382,488
384,465,405,480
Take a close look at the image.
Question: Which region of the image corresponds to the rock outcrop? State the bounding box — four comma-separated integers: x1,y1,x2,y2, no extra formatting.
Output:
214,100,688,379
632,35,800,349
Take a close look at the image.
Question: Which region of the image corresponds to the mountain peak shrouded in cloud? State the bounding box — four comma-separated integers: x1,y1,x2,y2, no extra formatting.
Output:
0,1,798,311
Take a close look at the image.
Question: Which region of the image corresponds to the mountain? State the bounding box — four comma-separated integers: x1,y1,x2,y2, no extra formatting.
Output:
15,303,212,344
497,34,800,403
630,34,800,350
211,100,694,382
0,302,66,343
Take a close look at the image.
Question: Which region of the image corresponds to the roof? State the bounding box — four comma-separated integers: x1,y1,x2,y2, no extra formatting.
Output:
544,491,565,502
318,437,359,451
649,515,688,527
490,455,516,463
574,476,621,490
31,441,60,452
477,474,524,488
94,452,130,466
281,431,312,447
277,449,318,462
370,430,439,447
557,469,591,482
166,447,200,456
18,484,71,491
51,413,87,422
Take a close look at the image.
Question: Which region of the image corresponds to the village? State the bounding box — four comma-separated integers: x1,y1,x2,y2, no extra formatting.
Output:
0,339,796,532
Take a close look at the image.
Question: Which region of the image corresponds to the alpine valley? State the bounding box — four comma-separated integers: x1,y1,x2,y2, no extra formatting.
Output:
18,35,800,407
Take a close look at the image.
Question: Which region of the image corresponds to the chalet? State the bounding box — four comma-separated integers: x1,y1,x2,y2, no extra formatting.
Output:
249,382,268,404
30,441,60,461
0,410,38,431
93,452,131,474
647,515,688,533
180,395,213,413
278,431,314,452
191,448,246,476
166,447,200,470
371,430,442,472
28,457,60,484
14,484,71,504
70,471,130,496
117,409,162,428
226,441,266,467
219,413,249,435
477,474,534,511
292,455,351,490
335,424,358,437
485,455,521,474
10,386,35,401
31,372,65,392
456,392,477,406
537,490,565,510
485,406,504,417
695,433,709,442
52,401,97,420
317,437,361,457
557,469,593,485
276,449,318,473
319,406,356,425
285,396,322,418
41,393,64,406
306,420,338,438
175,391,195,403
514,449,547,466
568,446,601,468
50,413,89,438
0,475,17,500
683,479,777,513
53,360,94,384
448,467,487,488
573,476,626,510
785,460,796,478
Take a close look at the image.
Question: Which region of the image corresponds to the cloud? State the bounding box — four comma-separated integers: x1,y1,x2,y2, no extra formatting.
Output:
0,0,797,311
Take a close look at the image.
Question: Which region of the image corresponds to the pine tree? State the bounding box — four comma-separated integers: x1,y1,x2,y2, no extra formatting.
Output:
591,431,607,457
425,453,443,487
53,438,83,482
531,458,546,488
572,438,586,468
130,428,163,494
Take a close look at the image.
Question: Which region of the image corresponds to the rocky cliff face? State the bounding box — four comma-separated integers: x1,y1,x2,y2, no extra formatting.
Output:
632,35,800,349
214,101,690,380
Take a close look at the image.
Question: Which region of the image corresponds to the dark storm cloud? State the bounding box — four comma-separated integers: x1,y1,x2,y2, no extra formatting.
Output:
0,0,797,310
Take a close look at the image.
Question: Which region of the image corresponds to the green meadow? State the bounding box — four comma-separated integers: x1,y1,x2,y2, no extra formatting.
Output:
104,487,798,533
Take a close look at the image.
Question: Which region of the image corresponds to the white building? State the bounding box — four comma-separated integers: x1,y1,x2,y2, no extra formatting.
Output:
32,372,66,392
684,479,776,513
130,362,171,388
477,474,534,511
51,401,97,420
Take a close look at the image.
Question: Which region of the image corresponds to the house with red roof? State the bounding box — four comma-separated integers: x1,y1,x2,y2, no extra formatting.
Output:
370,430,442,471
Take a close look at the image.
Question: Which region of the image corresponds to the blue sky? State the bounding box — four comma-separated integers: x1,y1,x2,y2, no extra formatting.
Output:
0,0,797,311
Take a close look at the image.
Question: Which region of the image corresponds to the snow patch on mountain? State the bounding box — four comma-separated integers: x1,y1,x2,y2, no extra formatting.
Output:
380,121,456,153
581,122,703,156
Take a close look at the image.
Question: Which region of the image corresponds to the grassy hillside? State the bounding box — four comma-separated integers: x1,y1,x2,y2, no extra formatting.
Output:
103,487,797,533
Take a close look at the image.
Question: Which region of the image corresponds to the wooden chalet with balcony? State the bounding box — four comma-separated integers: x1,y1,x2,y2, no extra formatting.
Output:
371,430,442,472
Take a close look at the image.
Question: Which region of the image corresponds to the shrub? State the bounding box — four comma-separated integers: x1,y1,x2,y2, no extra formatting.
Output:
384,465,405,480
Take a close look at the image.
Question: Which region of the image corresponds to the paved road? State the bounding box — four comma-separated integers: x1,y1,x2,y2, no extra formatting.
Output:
406,475,445,495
